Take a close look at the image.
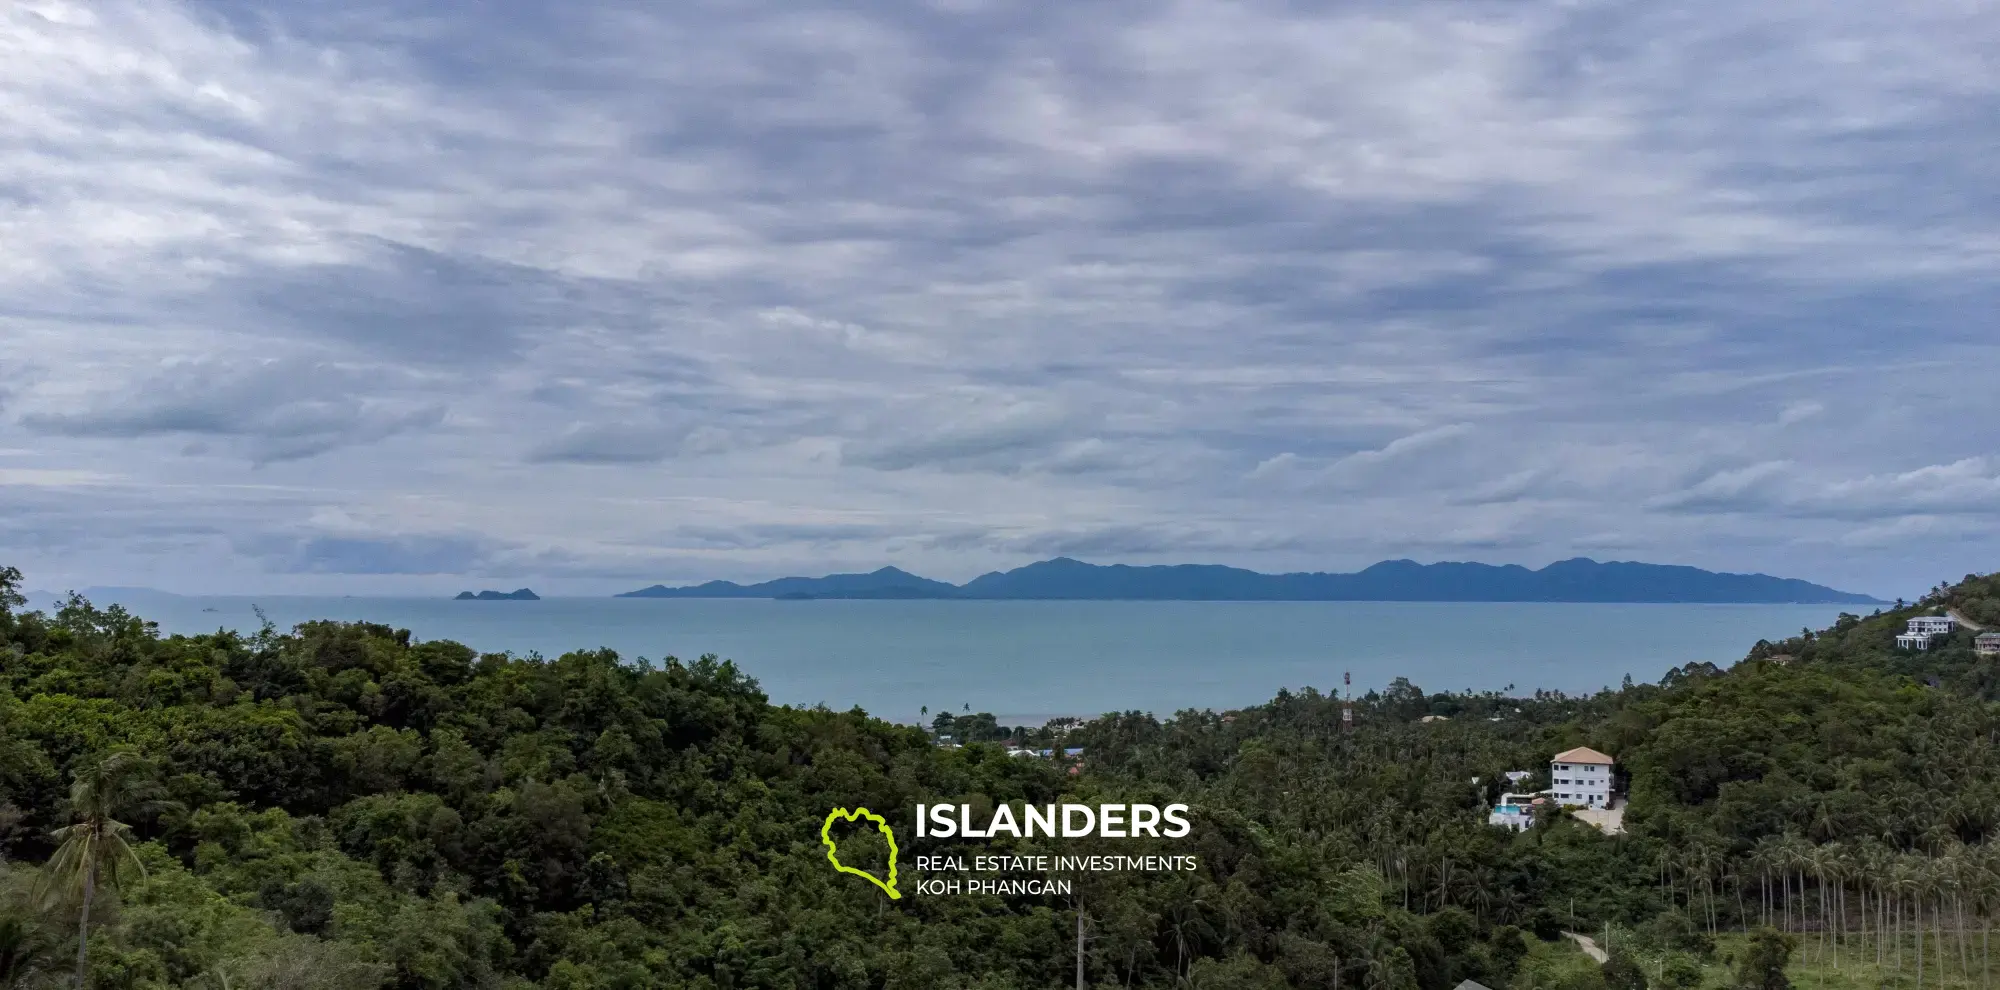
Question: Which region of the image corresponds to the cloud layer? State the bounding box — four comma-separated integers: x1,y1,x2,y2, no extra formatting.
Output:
2,0,1997,597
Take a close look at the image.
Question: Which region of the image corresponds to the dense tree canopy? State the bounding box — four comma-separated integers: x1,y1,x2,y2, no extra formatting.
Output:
2,563,1998,989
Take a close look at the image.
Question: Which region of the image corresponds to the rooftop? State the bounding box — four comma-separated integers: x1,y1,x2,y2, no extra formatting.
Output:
1552,746,1615,765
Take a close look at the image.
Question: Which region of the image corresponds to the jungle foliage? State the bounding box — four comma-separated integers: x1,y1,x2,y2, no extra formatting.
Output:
2,563,1998,989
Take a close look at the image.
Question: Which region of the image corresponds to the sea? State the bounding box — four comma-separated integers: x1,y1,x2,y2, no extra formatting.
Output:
28,591,1857,725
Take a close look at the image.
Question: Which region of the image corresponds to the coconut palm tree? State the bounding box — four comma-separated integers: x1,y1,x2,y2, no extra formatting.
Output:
35,752,171,989
1973,844,1998,990
1776,835,1810,937
1973,845,1998,990
1891,855,1922,977
1749,838,1780,929
1804,843,1832,965
1941,846,1971,984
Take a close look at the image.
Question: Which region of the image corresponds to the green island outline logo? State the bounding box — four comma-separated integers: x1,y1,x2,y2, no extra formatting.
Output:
821,807,901,899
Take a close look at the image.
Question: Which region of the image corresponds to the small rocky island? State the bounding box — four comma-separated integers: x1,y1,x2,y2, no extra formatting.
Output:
454,588,540,601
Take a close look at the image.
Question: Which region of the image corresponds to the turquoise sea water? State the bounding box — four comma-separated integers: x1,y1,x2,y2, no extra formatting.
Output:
46,593,1855,724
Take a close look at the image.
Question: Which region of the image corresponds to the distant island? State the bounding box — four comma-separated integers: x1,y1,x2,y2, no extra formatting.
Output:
454,588,540,601
616,557,1882,604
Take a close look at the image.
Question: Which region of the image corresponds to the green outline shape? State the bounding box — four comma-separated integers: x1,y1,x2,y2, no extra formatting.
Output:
821,807,901,899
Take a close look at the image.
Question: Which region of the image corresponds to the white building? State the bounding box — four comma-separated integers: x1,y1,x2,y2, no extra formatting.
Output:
1488,752,1618,832
1488,792,1540,831
1977,632,2000,657
1897,615,1957,650
1550,747,1615,808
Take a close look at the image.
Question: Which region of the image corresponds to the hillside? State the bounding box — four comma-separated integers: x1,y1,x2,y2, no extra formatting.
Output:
0,562,1991,990
616,565,958,599
620,556,1881,603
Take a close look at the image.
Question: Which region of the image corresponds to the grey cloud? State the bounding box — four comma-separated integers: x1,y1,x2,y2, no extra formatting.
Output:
526,423,690,465
674,522,902,550
240,532,504,575
1449,469,1554,507
840,402,1078,473
222,242,620,366
992,525,1307,559
1651,459,2000,521
21,359,445,464
1315,424,1477,489
5,0,2000,594
1646,462,1799,515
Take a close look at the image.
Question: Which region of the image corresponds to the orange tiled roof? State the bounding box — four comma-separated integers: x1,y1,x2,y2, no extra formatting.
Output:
1551,746,1615,765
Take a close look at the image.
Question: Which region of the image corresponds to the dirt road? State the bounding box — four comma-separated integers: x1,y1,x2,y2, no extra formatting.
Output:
1563,931,1608,964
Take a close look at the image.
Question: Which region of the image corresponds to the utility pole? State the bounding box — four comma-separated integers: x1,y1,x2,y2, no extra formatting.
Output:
1076,896,1085,990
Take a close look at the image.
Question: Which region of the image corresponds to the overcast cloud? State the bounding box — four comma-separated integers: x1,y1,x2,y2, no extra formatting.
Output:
2,0,1996,598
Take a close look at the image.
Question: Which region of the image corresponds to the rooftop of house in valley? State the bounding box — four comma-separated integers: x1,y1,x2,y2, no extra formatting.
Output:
1551,746,1615,765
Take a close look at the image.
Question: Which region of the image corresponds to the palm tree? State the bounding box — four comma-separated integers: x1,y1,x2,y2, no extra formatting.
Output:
1891,855,1921,977
1973,845,1997,990
35,752,171,989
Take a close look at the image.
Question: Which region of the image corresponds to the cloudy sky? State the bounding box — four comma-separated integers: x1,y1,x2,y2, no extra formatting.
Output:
2,0,1996,599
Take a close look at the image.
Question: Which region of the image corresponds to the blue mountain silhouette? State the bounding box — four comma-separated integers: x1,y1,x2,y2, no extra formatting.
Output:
616,558,1879,604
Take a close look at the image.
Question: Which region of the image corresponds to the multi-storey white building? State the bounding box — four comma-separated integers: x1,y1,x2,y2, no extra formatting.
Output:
1897,615,1957,650
1486,749,1619,831
1549,747,1615,808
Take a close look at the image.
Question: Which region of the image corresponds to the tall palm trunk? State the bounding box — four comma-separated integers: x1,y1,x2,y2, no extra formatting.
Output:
1958,891,1970,984
1835,878,1845,970
72,861,95,990
1918,892,1926,990
1857,884,1866,968
1863,885,1871,968
1817,867,1828,963
1895,892,1903,973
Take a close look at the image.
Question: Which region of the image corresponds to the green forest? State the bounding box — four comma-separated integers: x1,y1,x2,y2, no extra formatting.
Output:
3,562,2000,990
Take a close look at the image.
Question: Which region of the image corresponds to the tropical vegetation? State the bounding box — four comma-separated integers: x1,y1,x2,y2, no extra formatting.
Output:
2,562,1998,989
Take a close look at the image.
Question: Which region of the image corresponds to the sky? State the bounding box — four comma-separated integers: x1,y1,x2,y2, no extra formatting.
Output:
2,0,1997,600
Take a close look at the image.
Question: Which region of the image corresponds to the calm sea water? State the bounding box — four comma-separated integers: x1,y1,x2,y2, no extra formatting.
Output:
37,593,1851,724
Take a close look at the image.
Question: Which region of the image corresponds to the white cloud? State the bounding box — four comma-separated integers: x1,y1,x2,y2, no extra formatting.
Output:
1654,458,2000,522
0,467,114,486
1778,401,1825,426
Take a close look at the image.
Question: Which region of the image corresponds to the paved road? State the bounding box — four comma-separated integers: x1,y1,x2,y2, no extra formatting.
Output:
1564,932,1608,964
1948,609,1987,632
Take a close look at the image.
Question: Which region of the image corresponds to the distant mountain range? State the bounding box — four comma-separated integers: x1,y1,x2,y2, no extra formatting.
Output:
454,588,540,601
616,557,1882,604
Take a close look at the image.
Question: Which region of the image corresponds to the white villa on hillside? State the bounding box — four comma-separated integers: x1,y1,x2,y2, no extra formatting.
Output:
1551,746,1615,808
1897,615,1957,650
1978,632,2000,657
1488,747,1621,832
